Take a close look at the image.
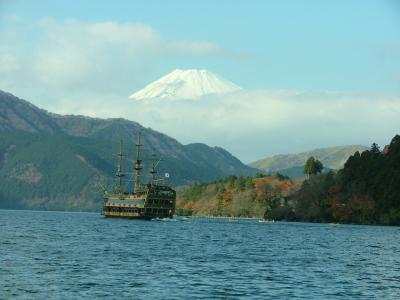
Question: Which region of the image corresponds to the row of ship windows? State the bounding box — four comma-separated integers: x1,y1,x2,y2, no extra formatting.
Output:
149,191,175,197
105,207,139,213
146,200,174,206
145,208,172,214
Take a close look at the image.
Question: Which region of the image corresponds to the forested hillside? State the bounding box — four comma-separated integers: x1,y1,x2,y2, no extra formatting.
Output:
178,135,400,225
176,174,301,218
0,90,256,211
292,136,400,225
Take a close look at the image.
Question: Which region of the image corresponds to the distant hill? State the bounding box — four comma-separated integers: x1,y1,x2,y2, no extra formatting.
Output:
249,145,369,176
0,90,256,211
177,135,400,225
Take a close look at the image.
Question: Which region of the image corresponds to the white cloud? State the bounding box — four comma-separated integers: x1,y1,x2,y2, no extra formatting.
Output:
29,20,160,88
49,89,400,163
0,19,231,95
1,18,399,163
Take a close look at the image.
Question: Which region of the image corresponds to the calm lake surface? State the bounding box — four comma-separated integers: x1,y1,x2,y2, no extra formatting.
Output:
1,210,400,299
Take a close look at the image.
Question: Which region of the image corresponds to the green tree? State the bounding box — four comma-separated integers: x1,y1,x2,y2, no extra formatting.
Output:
304,157,324,179
245,177,255,189
370,142,380,155
314,159,323,174
235,176,246,191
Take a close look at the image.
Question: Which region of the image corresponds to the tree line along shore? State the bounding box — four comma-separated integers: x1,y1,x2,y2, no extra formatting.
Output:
176,135,400,226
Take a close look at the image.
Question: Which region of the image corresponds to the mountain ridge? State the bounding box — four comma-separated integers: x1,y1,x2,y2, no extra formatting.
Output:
249,145,369,175
0,90,256,211
0,90,61,134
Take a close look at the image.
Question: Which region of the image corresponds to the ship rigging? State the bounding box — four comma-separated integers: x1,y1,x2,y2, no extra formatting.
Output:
102,132,176,219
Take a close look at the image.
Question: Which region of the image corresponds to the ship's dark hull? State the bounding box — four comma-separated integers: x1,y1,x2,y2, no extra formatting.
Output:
102,207,173,220
103,132,176,220
102,187,176,220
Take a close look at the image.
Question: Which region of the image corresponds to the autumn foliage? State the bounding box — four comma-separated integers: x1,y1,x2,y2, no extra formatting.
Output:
176,135,400,225
176,174,301,218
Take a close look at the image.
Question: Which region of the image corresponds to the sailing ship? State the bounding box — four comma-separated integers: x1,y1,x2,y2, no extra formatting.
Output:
102,132,176,219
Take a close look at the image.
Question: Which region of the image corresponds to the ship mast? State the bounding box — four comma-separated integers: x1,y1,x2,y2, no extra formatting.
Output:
116,139,124,193
150,154,157,186
134,131,143,193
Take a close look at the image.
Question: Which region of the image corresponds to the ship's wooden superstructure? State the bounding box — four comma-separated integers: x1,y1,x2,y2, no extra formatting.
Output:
102,133,176,219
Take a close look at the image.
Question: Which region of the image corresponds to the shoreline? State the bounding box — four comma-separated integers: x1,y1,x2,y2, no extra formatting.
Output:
1,208,399,227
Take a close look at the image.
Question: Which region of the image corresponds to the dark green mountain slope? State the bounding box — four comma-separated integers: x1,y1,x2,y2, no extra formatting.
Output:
0,91,256,211
0,131,112,210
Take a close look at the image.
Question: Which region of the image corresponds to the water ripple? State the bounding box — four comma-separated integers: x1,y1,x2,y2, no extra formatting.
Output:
1,210,400,299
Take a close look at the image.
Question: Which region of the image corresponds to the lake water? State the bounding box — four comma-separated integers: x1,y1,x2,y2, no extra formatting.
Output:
1,210,400,299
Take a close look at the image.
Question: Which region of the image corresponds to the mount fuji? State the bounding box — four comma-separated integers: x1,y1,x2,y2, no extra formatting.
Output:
129,69,242,100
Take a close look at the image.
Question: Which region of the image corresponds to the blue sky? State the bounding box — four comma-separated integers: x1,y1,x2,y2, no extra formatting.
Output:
1,1,400,162
2,0,400,92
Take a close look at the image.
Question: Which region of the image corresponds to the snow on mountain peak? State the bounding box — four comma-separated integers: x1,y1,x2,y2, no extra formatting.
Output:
129,69,242,100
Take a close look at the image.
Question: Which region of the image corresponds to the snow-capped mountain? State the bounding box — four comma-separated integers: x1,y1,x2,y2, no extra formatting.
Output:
129,69,242,100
